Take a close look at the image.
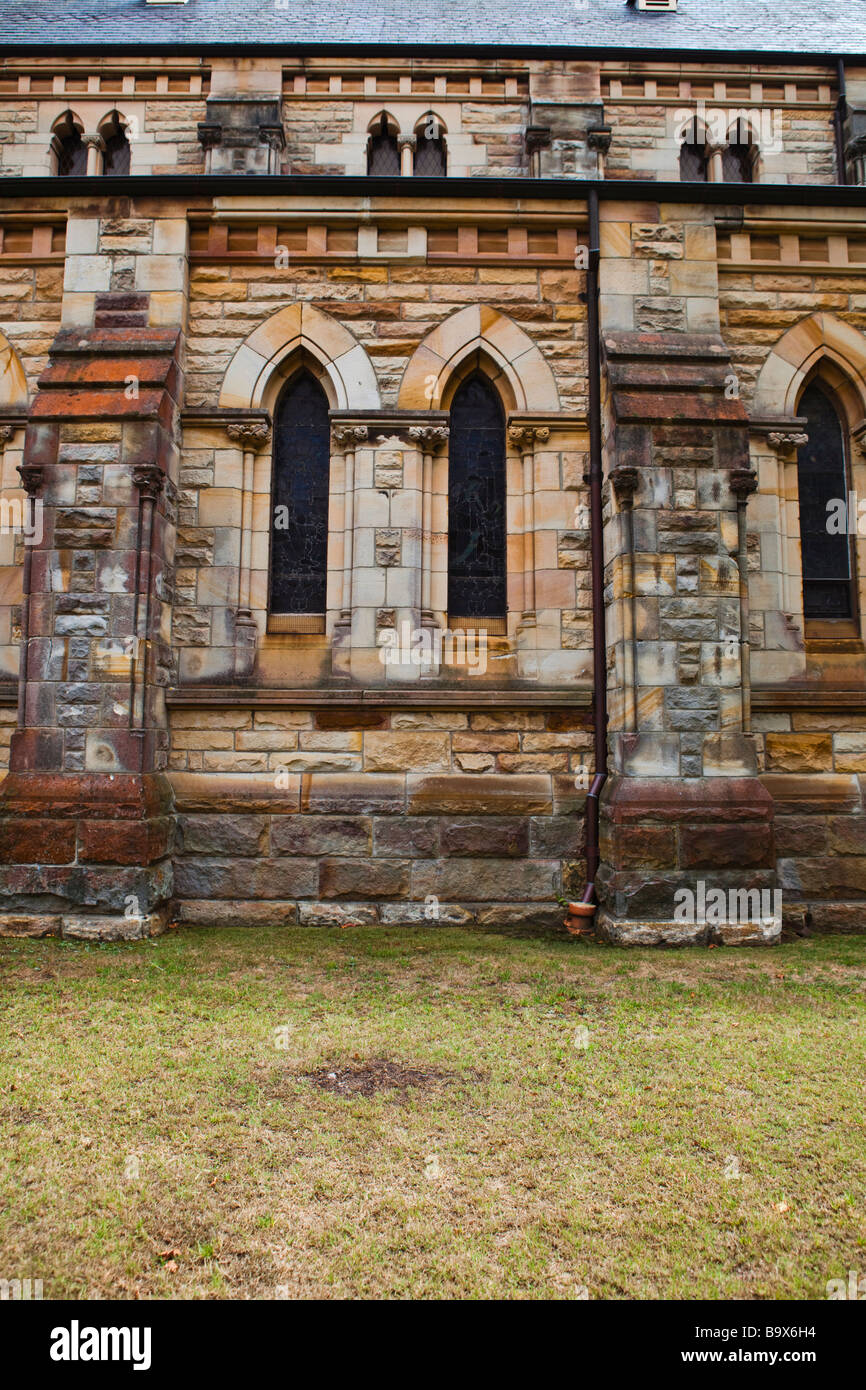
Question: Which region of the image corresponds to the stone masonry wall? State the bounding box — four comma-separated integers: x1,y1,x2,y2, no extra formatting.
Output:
169,703,588,929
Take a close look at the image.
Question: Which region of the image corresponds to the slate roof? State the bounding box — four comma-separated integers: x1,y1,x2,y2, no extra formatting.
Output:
0,0,864,55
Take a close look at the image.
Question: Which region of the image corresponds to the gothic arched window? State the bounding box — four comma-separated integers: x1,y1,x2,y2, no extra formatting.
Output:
101,112,130,175
367,114,400,175
414,117,447,175
447,373,507,623
54,112,86,176
796,382,855,620
723,142,753,183
269,371,331,617
680,141,708,182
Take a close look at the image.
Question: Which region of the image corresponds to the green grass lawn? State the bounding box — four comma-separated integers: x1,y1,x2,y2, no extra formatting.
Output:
1,925,864,1300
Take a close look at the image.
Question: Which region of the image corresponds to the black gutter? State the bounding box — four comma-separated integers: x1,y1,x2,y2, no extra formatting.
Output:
3,44,865,62
3,175,866,203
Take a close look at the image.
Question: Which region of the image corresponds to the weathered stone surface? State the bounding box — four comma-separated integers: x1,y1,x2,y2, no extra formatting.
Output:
440,817,529,858
179,899,298,927
319,858,410,899
304,773,405,815
412,858,558,901
180,814,267,857
713,918,781,947
61,911,167,941
297,902,380,927
364,732,450,773
407,774,551,816
765,734,833,773
599,915,708,947
0,913,59,937
680,822,774,869
271,815,371,856
174,858,318,899
372,817,438,858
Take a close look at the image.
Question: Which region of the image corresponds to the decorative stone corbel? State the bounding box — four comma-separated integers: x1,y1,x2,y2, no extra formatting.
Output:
767,430,808,454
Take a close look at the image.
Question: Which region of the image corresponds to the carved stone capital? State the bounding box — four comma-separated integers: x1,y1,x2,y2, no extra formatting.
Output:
730,468,759,501
17,464,43,497
610,465,639,503
227,419,271,449
197,122,223,150
508,424,550,453
332,425,369,447
408,424,449,449
587,125,613,154
132,465,165,501
767,430,808,452
398,134,417,152
81,132,105,151
525,125,552,154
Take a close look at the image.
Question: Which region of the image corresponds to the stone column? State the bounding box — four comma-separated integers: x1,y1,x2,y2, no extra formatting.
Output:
408,424,449,630
332,424,368,677
707,142,725,183
226,416,271,679
83,133,105,177
398,135,416,176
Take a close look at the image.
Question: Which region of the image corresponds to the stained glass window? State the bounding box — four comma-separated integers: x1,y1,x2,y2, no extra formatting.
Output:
797,382,855,619
269,371,331,615
448,373,507,620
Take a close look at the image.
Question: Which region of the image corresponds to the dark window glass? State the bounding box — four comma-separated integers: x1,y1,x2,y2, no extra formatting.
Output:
367,115,400,175
269,371,331,615
102,118,130,175
57,131,87,176
448,373,506,619
723,143,753,183
679,142,708,181
414,130,446,176
797,382,854,619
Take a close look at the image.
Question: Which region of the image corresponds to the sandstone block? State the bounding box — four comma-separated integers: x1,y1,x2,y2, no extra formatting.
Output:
364,732,450,773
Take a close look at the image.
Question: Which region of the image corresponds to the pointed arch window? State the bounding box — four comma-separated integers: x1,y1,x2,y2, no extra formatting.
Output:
723,142,753,183
101,112,130,175
796,382,856,620
269,370,331,619
53,112,86,176
447,373,507,624
679,141,708,181
367,114,400,175
414,117,447,176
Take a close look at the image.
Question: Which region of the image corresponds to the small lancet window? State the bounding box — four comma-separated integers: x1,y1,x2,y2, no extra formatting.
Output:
269,370,332,619
367,115,400,175
797,382,856,620
447,373,507,625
